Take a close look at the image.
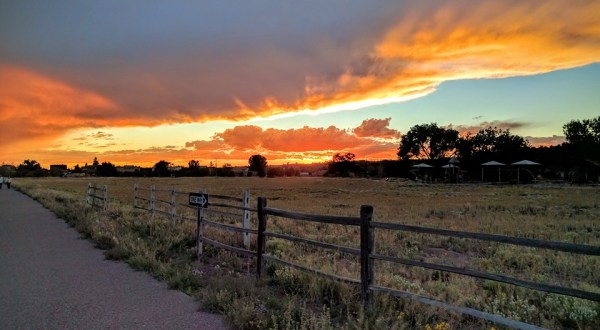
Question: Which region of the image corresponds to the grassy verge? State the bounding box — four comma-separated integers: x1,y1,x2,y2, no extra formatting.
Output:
13,178,600,329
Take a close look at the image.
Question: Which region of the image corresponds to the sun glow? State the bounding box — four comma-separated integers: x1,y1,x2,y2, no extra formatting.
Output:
249,90,435,122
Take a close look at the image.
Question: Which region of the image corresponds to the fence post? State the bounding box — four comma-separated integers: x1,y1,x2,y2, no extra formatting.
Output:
360,205,374,308
103,185,108,212
242,190,251,250
171,188,177,224
256,197,267,278
133,183,139,208
150,184,156,216
86,183,92,206
91,183,97,208
196,189,207,257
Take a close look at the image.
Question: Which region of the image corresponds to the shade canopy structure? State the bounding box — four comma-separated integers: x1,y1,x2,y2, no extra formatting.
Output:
441,164,458,169
412,163,433,183
481,161,505,182
412,163,434,168
481,161,506,166
511,160,541,166
443,163,460,183
511,160,541,184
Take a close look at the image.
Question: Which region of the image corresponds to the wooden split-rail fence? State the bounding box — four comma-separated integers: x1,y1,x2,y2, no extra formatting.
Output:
133,184,252,250
85,183,108,211
88,183,600,330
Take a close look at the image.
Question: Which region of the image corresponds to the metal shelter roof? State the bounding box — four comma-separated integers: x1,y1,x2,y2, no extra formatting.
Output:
511,160,541,166
481,161,506,166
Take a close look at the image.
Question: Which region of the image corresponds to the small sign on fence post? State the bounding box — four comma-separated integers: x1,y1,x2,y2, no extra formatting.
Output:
190,191,209,257
188,192,209,208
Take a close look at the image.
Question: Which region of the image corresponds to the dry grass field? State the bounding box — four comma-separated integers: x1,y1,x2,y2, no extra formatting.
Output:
14,177,600,329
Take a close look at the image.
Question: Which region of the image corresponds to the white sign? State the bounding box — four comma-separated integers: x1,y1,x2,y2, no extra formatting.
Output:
188,193,208,208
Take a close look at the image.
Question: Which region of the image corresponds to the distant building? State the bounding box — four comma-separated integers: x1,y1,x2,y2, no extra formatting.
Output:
232,166,249,176
168,165,183,172
50,164,68,176
116,165,140,174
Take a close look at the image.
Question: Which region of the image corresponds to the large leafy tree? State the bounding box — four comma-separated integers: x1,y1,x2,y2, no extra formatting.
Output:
397,123,459,160
248,154,267,177
458,127,528,160
332,152,356,162
17,159,44,177
153,160,171,177
188,160,200,168
19,159,41,170
563,116,600,160
564,116,600,145
329,152,357,176
97,162,117,176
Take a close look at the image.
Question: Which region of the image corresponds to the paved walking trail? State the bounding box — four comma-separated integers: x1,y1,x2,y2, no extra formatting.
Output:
0,188,228,329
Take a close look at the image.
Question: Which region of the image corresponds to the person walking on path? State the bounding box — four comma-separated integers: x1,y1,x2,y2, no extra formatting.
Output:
5,177,11,189
0,175,3,189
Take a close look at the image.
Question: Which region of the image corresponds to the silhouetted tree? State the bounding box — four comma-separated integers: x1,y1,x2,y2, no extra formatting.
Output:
17,159,44,177
398,123,458,160
188,160,200,168
153,160,171,177
248,154,267,177
19,159,41,170
560,116,600,182
329,152,357,176
458,127,528,162
564,116,600,145
333,152,356,162
267,167,284,178
92,157,99,173
284,166,298,177
97,162,117,176
563,116,600,161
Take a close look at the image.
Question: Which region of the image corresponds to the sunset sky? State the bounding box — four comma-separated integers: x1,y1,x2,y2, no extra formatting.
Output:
1,1,599,168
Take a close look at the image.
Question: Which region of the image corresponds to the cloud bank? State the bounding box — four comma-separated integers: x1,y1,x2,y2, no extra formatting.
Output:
0,1,597,164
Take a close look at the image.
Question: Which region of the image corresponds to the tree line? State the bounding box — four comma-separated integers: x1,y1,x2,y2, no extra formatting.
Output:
328,116,600,183
2,116,597,182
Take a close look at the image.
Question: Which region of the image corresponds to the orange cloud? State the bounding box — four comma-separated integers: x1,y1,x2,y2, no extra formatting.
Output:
250,1,600,118
526,135,566,147
3,2,598,142
353,118,401,139
0,65,119,155
186,121,400,164
375,2,600,75
213,125,369,153
1,1,598,166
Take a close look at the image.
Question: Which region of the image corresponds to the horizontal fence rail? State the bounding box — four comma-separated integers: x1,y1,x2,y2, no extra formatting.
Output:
133,184,255,257
254,196,600,330
264,207,361,225
371,222,600,256
85,183,108,211
86,184,598,329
